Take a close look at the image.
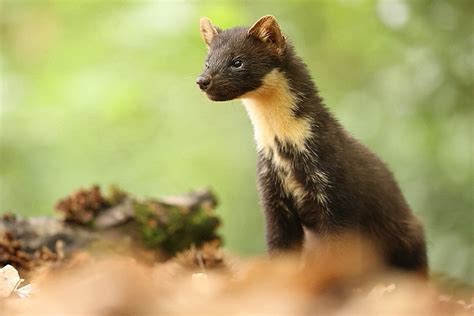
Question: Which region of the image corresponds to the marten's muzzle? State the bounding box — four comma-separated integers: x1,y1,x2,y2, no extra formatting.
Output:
196,75,211,91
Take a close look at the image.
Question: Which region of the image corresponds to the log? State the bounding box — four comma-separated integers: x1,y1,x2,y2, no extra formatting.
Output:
0,186,221,272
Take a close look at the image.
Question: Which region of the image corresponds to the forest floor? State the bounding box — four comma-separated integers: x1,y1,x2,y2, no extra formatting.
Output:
1,186,472,316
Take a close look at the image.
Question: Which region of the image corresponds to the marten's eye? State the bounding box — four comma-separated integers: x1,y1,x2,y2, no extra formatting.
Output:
205,62,210,69
231,60,243,68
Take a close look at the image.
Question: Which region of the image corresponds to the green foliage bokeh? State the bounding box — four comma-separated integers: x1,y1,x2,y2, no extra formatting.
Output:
1,0,472,282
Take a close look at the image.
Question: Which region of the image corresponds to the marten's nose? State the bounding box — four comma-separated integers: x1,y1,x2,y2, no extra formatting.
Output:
196,76,211,91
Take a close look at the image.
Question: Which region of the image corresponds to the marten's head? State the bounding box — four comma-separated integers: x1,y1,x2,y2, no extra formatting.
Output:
197,15,287,101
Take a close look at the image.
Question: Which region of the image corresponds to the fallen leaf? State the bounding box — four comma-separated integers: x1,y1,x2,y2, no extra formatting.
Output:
0,264,22,298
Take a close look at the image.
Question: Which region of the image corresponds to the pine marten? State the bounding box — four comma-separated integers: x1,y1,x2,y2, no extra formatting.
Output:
196,15,428,276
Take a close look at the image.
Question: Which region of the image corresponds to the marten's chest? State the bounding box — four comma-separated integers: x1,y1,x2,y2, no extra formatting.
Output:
244,99,310,205
242,98,311,155
241,69,330,209
268,149,308,206
262,151,331,214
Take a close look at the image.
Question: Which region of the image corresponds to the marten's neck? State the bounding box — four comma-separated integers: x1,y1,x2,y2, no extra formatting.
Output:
241,69,312,154
240,51,323,156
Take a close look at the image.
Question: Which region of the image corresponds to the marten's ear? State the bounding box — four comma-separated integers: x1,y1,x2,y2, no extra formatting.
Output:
248,15,286,55
200,17,219,48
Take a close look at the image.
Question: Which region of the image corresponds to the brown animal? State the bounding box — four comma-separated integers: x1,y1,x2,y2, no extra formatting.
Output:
197,15,428,276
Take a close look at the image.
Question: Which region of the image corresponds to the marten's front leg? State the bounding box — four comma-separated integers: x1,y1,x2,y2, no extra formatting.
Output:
263,201,304,251
258,157,304,252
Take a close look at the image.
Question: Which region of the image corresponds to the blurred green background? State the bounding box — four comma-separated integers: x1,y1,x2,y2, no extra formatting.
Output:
0,0,472,282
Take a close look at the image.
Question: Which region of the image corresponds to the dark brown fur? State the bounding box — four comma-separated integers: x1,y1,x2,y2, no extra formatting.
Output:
197,16,428,276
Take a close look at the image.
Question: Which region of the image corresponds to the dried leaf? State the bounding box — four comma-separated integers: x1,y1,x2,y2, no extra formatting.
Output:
0,264,22,298
15,283,34,299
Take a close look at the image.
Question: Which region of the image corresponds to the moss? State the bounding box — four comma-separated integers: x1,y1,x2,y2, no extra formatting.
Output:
134,199,221,255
